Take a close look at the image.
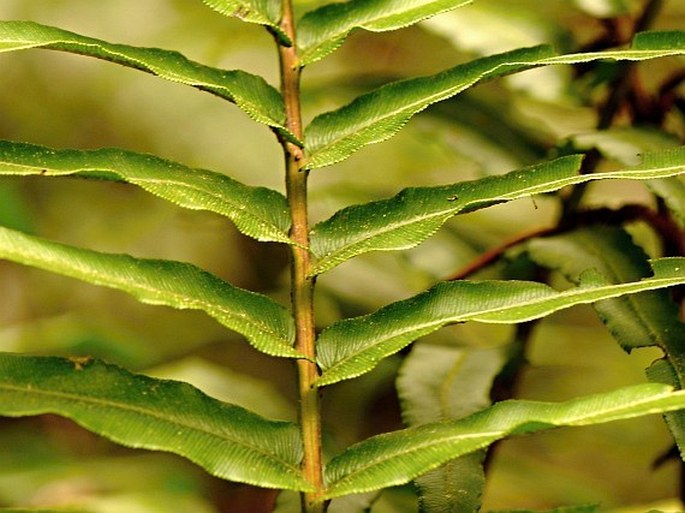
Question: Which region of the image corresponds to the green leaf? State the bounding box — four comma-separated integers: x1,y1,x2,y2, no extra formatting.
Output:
0,226,302,359
646,177,685,228
541,30,685,63
397,345,506,513
316,257,685,386
310,147,685,275
200,0,290,45
297,0,473,66
0,352,311,491
570,127,685,227
323,383,685,498
0,21,298,143
0,140,292,244
527,226,685,356
527,226,685,455
304,31,685,169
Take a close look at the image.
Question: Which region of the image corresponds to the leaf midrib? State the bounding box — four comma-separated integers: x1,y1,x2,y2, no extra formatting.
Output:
318,275,682,380
4,238,294,353
325,390,678,493
306,76,479,159
300,0,470,52
0,31,281,127
326,431,497,493
3,163,290,241
311,164,685,272
0,382,302,477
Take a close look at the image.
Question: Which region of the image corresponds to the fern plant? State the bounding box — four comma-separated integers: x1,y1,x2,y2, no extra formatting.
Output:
0,1,684,512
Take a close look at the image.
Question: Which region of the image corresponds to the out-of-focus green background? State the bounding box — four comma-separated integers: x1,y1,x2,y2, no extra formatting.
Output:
0,1,683,512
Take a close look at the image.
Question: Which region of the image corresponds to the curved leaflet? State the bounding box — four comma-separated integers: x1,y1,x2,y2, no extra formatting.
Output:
304,31,685,169
324,383,685,497
310,147,685,275
0,226,301,359
397,345,505,512
527,226,685,455
0,21,299,143
297,0,473,66
316,257,685,386
201,0,290,45
0,140,292,244
0,353,311,491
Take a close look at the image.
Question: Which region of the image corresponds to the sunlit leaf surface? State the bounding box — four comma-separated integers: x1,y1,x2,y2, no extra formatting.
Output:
0,353,311,491
317,257,685,386
324,383,685,497
527,226,685,456
297,0,473,65
201,0,289,44
0,140,292,244
304,31,685,169
398,345,505,512
0,21,299,143
310,148,685,275
0,226,301,358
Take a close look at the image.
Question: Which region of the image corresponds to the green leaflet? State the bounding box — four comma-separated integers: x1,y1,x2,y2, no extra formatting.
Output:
297,0,473,66
397,346,506,513
323,383,685,498
201,0,290,45
571,127,685,228
0,226,302,359
527,227,685,356
526,226,685,455
316,257,685,386
304,31,685,169
648,177,685,227
0,353,311,491
0,140,292,244
0,21,299,144
309,147,685,275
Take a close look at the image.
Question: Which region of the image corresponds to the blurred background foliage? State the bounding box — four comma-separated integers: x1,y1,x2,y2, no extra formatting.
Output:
0,1,683,512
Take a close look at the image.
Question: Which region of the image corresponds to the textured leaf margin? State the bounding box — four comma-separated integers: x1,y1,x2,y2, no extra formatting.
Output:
297,0,473,66
323,383,685,497
0,352,311,491
397,345,505,513
310,147,685,275
304,31,685,169
0,21,299,143
316,257,685,386
0,140,292,244
0,226,302,359
201,0,290,44
527,226,685,456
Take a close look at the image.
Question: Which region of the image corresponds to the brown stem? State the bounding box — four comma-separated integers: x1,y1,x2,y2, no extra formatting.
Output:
276,2,324,512
445,226,557,281
446,204,685,280
563,0,665,216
